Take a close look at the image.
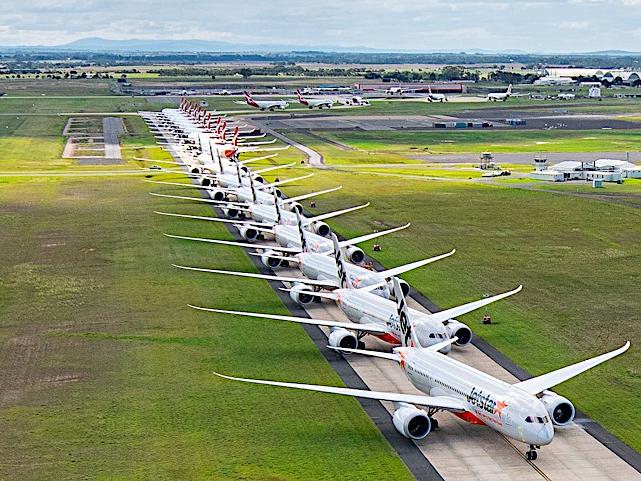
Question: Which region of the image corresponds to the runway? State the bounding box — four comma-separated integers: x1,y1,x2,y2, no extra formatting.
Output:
144,110,641,481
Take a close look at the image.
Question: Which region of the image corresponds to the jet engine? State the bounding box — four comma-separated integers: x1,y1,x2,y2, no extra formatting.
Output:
190,166,201,174
444,319,473,347
288,202,303,214
221,207,240,219
288,282,316,305
253,176,265,184
238,225,259,241
540,392,575,426
388,278,411,297
344,246,365,264
328,328,358,349
260,250,281,268
200,176,213,187
310,221,331,237
208,189,226,202
392,403,432,440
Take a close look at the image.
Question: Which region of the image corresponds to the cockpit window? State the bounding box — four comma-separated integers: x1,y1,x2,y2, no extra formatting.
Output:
526,416,548,424
429,333,435,338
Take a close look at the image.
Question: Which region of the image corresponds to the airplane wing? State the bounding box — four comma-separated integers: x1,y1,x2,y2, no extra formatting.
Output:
378,249,455,279
145,179,234,193
514,341,630,395
329,346,401,362
164,233,299,253
173,264,337,288
154,211,274,228
425,285,523,325
238,153,279,165
283,186,342,204
213,372,467,411
252,162,296,175
304,203,370,225
338,223,411,248
150,193,249,209
189,306,387,334
257,174,315,190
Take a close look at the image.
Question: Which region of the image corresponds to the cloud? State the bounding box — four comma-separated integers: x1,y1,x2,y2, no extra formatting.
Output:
0,0,640,52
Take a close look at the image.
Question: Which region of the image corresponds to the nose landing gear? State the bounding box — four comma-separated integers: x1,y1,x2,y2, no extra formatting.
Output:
526,445,539,461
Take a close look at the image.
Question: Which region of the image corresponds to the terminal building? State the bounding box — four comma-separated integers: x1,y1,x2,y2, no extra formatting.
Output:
529,157,641,182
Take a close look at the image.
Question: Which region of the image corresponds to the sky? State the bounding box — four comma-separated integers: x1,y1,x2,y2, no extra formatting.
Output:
1,0,641,52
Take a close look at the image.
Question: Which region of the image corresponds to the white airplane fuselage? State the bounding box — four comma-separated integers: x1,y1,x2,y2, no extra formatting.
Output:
334,289,451,349
294,252,390,297
403,348,554,445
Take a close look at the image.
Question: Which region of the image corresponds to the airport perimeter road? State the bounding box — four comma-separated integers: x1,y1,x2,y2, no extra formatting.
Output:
409,151,641,164
147,114,641,481
243,117,325,167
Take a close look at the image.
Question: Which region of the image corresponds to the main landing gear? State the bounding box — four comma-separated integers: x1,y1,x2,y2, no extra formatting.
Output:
526,445,539,461
427,408,440,430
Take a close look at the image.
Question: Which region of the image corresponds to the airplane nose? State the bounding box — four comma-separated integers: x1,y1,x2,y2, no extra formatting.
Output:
538,424,554,445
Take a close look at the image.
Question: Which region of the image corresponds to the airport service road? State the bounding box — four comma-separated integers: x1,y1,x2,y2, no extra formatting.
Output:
145,113,641,481
408,152,641,164
247,117,325,167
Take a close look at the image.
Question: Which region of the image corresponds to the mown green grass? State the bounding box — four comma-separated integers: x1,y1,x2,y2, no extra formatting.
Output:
321,129,641,155
279,171,641,452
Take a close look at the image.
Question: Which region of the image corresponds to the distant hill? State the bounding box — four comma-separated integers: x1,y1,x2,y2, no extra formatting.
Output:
51,37,377,53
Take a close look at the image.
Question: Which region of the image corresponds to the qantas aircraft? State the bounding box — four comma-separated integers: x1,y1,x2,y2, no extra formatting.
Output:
487,84,513,101
296,90,334,109
184,233,519,350
240,91,288,111
212,276,629,461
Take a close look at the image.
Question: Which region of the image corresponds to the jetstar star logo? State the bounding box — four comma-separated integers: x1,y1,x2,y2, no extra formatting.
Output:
467,388,507,418
495,400,508,417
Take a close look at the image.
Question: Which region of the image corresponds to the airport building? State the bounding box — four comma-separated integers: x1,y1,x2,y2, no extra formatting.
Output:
544,68,641,85
529,158,641,182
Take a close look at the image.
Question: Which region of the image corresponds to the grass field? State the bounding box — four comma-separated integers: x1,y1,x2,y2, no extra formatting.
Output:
317,129,641,155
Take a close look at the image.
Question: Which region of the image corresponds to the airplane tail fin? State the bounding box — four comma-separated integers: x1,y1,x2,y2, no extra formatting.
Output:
249,175,257,203
295,210,309,252
273,190,282,224
391,277,417,348
331,233,353,289
507,84,512,94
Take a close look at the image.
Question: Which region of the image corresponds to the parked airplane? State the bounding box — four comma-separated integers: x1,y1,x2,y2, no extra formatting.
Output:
212,276,630,461
487,84,513,101
168,208,440,298
240,91,288,111
296,91,334,109
185,233,518,350
426,85,447,102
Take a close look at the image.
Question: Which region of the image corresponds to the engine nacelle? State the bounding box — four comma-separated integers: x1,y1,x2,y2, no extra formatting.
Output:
392,403,432,440
444,319,473,347
388,278,410,298
222,207,240,219
288,282,316,305
540,392,575,426
238,225,259,241
328,328,358,349
345,246,365,265
254,176,265,184
310,221,331,238
288,202,303,214
274,188,283,198
260,250,281,268
200,176,213,187
190,166,201,174
208,189,226,202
